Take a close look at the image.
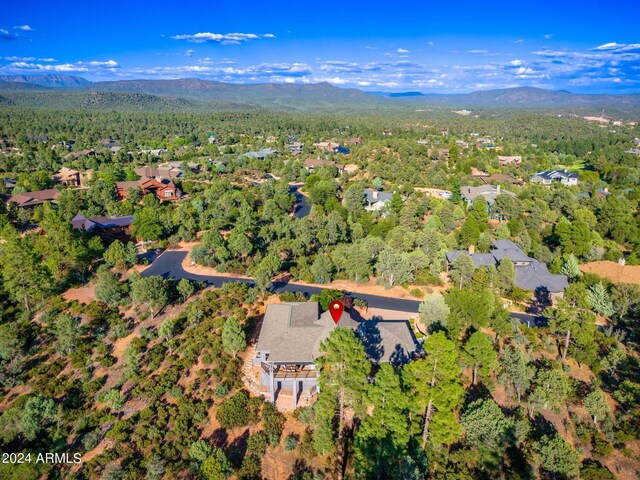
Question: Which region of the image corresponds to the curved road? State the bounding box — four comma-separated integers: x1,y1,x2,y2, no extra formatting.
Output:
142,250,422,314
290,184,311,219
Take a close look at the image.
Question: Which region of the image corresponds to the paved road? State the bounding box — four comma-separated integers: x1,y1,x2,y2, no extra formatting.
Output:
290,185,311,219
142,250,421,316
142,251,542,325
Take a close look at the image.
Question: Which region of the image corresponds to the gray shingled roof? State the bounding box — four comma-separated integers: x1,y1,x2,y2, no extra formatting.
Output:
446,250,496,267
531,169,578,181
364,189,393,205
515,260,568,293
492,240,535,263
256,302,416,364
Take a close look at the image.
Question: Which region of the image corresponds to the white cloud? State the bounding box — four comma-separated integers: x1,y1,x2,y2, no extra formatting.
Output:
86,60,118,67
170,32,272,44
13,25,33,31
1,56,35,61
467,50,489,55
543,34,554,40
185,49,194,57
38,57,57,62
509,59,523,66
397,48,409,53
594,42,640,53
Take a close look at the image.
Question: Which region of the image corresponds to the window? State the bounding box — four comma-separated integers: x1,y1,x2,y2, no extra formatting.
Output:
164,190,172,197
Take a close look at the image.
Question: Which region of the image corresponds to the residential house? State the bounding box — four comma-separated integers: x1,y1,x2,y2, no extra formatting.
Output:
594,188,611,198
460,184,516,211
139,148,168,156
3,178,16,191
382,130,393,136
303,157,345,173
313,141,340,151
344,137,363,145
66,149,98,160
5,188,61,208
116,178,181,202
625,148,640,156
71,213,133,241
413,187,453,199
266,135,278,143
364,188,394,212
497,155,522,166
472,170,524,185
287,142,304,155
243,148,278,160
52,167,84,188
207,133,219,144
254,302,417,406
135,162,200,180
446,240,568,301
531,170,579,186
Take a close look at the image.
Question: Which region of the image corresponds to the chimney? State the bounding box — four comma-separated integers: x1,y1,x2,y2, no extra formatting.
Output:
468,245,475,254
496,184,501,194
618,257,626,266
604,187,609,193
372,190,379,199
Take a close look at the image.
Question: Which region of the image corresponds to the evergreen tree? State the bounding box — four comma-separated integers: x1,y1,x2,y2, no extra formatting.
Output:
418,293,450,333
587,282,614,316
499,345,534,404
222,317,246,357
532,434,581,478
402,332,463,448
462,331,497,385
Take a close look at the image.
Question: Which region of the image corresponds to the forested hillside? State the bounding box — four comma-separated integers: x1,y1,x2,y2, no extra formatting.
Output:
0,106,639,479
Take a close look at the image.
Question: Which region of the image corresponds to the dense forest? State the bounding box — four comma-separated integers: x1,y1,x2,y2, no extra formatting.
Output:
0,106,639,479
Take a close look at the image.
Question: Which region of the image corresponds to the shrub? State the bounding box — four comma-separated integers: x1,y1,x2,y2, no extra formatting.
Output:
284,435,298,451
216,391,253,429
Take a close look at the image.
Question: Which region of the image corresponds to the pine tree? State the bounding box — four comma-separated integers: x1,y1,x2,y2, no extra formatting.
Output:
587,282,614,316
499,345,534,404
402,332,463,448
221,317,246,357
462,331,497,385
560,254,580,281
316,328,370,458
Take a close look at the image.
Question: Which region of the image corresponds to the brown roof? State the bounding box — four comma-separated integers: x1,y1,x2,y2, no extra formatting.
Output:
6,188,61,207
579,261,640,285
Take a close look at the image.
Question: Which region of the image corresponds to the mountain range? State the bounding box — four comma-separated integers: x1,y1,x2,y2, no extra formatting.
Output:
1,75,639,114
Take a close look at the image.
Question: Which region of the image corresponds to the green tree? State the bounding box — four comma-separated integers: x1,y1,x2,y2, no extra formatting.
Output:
560,254,580,281
132,206,164,241
587,282,614,317
130,274,168,317
449,254,475,289
462,331,497,385
402,332,463,448
103,240,127,269
376,248,413,287
528,367,569,415
461,398,513,468
354,363,410,478
497,258,516,291
95,265,127,307
499,345,534,404
418,293,450,332
584,387,611,425
200,448,233,480
177,278,195,302
20,396,57,441
53,313,82,356
532,434,581,478
316,328,370,454
222,317,246,357
343,183,366,218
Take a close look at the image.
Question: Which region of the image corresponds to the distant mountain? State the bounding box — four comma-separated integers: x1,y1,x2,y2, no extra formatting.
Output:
395,86,640,110
0,77,638,114
0,74,91,87
0,90,258,112
76,78,385,108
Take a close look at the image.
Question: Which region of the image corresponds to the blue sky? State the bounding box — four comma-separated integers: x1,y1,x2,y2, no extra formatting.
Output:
1,0,639,93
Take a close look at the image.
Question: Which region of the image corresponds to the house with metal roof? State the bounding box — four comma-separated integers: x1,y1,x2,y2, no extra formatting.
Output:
446,240,568,298
531,170,579,186
5,188,61,208
71,213,134,240
254,302,417,407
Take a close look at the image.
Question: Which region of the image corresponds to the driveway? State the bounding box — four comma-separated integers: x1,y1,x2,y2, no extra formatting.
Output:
289,184,311,219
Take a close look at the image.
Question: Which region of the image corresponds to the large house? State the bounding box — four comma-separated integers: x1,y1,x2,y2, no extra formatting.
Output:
531,170,579,186
5,188,61,208
497,155,522,166
71,213,134,240
116,178,181,202
254,302,417,406
243,148,278,160
134,162,200,180
286,142,304,155
364,188,394,212
460,185,516,217
303,157,345,173
52,167,90,188
446,240,568,300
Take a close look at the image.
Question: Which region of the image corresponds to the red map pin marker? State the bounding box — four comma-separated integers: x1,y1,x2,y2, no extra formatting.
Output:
329,300,344,324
